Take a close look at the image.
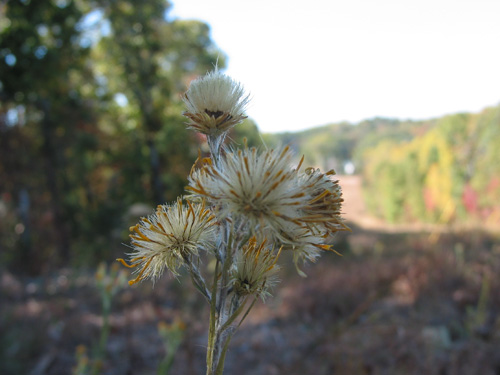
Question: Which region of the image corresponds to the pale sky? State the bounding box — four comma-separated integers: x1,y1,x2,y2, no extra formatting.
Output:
170,0,500,133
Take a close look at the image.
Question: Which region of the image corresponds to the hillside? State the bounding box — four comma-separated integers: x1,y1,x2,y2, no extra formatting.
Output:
263,104,500,226
262,117,435,174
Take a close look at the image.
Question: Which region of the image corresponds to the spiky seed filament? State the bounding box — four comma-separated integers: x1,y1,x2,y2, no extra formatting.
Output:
231,237,281,300
188,145,306,242
119,198,216,283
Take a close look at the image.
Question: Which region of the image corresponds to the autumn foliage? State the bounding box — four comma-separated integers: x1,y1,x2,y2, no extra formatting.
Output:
361,106,500,225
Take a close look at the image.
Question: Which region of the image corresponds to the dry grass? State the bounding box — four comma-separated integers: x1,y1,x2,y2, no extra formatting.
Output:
1,224,499,375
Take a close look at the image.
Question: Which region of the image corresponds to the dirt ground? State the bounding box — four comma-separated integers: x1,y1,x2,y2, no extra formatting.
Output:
1,177,500,375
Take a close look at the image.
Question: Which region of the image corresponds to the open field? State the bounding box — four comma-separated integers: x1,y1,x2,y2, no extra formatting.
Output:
2,217,500,374
1,176,499,374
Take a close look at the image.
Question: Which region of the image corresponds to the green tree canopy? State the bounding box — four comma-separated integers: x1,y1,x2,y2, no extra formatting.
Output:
0,0,227,273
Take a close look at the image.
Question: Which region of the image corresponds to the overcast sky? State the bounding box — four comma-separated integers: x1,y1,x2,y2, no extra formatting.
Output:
170,0,500,133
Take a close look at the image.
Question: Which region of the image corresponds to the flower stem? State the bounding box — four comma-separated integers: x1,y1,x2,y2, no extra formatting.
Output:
206,260,219,374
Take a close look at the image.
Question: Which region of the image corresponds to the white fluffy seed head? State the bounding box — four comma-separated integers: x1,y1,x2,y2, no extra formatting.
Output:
185,147,350,277
277,221,330,276
126,198,216,284
188,146,306,240
297,167,349,236
231,237,281,300
182,69,250,136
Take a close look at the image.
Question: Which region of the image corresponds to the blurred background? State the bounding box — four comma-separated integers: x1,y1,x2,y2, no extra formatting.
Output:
1,0,499,374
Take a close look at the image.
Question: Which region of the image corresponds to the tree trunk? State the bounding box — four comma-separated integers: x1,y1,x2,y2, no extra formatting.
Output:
146,135,163,204
39,99,71,264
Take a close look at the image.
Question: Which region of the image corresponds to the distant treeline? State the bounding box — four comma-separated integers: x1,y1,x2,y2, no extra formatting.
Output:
362,105,500,224
266,104,500,225
263,117,434,173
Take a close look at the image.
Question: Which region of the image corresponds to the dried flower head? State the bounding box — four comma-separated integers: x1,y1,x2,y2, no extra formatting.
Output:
277,220,339,276
232,237,281,300
298,167,350,236
118,198,216,284
188,145,306,241
182,69,250,136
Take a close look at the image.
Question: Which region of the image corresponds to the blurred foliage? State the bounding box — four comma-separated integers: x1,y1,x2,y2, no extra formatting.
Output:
91,262,128,374
227,118,263,148
268,105,500,225
361,106,500,224
70,262,128,375
1,0,498,275
266,117,430,173
157,319,186,375
0,0,225,274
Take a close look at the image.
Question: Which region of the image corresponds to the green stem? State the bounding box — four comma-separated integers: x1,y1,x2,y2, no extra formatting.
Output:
215,331,234,375
206,261,219,375
91,294,111,375
207,240,235,374
237,297,258,328
186,258,211,302
219,298,247,333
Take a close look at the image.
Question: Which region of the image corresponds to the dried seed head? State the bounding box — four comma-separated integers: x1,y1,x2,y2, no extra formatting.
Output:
231,237,281,300
118,198,216,284
187,145,305,239
182,69,250,136
277,221,338,276
298,167,350,236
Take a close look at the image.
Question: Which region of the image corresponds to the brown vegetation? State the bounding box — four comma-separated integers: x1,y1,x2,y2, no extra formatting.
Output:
2,219,499,374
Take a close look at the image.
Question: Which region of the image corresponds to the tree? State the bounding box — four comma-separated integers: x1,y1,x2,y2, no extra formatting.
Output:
94,0,225,203
0,0,95,269
0,0,228,272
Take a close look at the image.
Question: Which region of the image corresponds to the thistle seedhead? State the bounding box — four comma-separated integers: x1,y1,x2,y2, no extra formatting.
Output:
231,237,281,300
298,167,350,236
182,69,250,136
119,198,216,284
188,145,306,241
121,68,349,285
